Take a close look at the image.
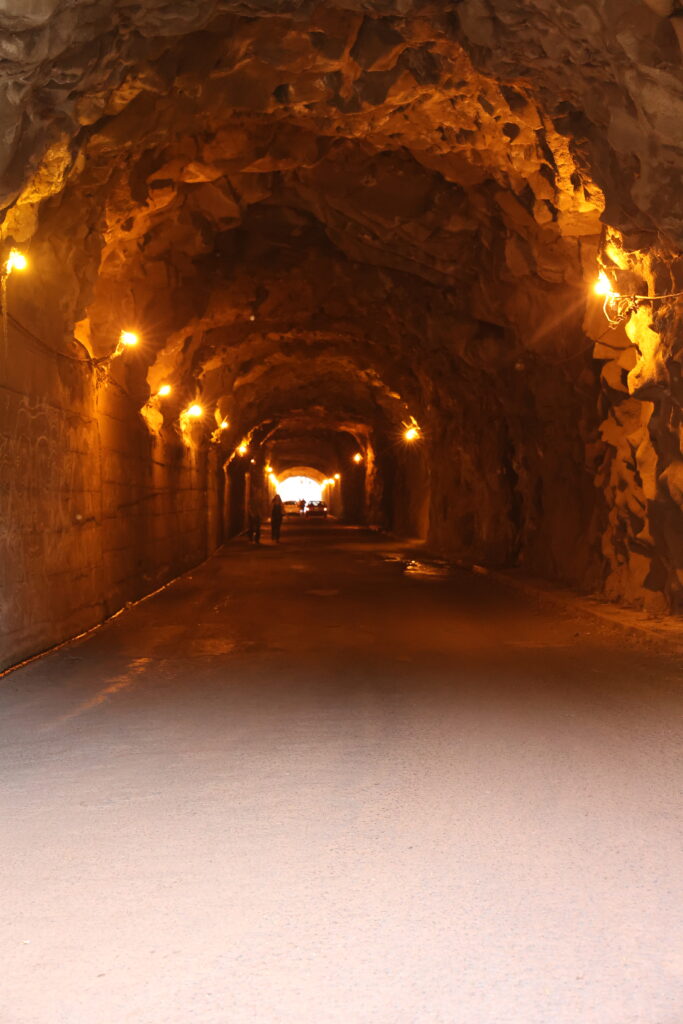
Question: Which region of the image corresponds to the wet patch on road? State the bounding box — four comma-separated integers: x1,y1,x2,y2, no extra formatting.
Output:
403,559,451,578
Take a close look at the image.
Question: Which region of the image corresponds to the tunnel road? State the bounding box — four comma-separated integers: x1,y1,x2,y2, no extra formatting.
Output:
1,523,683,1024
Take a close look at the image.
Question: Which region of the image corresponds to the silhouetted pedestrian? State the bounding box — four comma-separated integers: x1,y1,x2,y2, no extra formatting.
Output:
271,493,283,543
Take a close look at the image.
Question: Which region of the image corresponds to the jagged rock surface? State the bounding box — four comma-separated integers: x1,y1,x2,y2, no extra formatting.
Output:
2,0,683,667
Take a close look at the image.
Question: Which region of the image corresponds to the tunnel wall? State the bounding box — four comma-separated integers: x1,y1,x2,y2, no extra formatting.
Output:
423,337,605,588
0,315,218,671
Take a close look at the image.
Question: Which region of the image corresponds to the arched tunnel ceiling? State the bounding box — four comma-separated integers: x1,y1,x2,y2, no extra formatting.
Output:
2,0,683,452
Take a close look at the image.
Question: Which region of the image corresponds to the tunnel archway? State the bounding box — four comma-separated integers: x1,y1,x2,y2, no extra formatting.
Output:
3,1,683,670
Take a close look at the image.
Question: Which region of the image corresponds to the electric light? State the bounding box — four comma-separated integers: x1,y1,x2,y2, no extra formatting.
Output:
593,264,683,327
594,270,616,297
334,473,341,481
187,403,203,418
119,330,139,348
1,248,29,348
157,384,172,397
5,249,27,275
219,419,229,430
265,463,273,474
353,453,363,464
404,425,419,442
238,442,248,456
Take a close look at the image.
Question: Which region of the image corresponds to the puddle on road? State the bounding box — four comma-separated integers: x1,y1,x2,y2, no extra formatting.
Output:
403,559,451,578
380,554,456,578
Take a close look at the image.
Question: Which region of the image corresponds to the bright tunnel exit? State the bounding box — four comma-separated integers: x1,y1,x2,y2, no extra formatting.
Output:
278,475,323,503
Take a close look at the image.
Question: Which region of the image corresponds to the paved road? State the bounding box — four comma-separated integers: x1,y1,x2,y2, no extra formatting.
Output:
2,523,683,1024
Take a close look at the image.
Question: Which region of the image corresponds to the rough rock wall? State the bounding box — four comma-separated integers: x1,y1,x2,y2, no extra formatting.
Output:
589,235,683,612
3,0,683,673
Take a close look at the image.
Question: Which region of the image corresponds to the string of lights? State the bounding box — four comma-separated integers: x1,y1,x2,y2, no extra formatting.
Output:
1,249,233,442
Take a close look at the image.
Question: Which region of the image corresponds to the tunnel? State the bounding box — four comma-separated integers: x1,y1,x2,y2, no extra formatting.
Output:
2,4,683,1022
4,0,683,669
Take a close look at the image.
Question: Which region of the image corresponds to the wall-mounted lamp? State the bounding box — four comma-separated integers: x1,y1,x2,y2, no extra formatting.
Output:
594,270,683,328
210,417,230,444
5,249,27,275
1,247,28,349
112,329,140,358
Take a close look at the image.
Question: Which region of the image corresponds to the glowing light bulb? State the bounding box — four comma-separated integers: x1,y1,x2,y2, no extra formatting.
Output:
353,453,363,464
334,473,341,481
404,426,419,442
187,403,203,418
158,384,172,397
219,419,229,430
594,271,616,297
6,249,27,274
238,442,248,456
119,330,139,347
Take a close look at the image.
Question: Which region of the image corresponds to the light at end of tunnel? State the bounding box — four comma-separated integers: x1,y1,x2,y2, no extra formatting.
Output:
594,270,617,298
5,249,27,275
353,453,363,464
157,384,172,397
187,403,203,418
404,425,420,442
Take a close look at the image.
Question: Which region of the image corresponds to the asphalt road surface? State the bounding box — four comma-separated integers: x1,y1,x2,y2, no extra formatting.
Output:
2,523,682,1024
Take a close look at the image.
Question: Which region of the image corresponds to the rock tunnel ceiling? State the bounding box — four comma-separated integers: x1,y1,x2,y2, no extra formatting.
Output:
3,0,683,666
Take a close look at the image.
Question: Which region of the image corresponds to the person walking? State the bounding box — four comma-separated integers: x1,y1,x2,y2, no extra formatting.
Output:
270,493,284,543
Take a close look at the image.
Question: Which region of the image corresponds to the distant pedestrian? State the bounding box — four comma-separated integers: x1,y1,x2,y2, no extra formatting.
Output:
248,498,261,545
271,493,283,543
